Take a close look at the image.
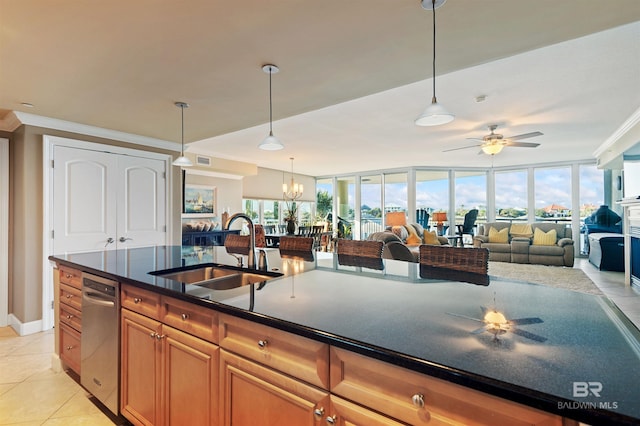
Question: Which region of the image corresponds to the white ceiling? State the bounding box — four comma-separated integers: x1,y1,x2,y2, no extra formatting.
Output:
1,1,639,176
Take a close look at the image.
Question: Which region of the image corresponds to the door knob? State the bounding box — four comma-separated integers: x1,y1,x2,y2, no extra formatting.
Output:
105,237,114,247
119,237,133,243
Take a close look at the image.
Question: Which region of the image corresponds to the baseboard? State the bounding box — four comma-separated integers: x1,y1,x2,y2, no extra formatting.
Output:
8,313,43,336
51,353,63,373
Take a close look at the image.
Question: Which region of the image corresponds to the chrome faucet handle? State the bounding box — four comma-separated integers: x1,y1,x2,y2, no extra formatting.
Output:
257,249,268,271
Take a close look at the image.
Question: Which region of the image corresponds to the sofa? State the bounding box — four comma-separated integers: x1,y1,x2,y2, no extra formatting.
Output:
473,222,574,267
368,223,449,262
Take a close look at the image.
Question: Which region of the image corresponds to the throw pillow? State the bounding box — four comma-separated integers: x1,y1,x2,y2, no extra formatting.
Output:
423,231,441,245
390,226,408,241
532,228,557,246
510,223,533,238
488,227,509,243
406,233,422,246
404,224,420,241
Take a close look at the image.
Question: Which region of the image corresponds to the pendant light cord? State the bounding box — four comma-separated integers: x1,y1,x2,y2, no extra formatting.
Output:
180,104,185,155
431,0,437,102
268,67,274,134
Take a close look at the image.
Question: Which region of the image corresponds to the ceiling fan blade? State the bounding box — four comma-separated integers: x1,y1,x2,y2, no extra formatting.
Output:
508,131,543,140
466,138,485,142
505,141,540,148
443,144,481,153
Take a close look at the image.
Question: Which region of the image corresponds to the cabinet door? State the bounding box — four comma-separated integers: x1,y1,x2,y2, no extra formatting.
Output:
220,350,328,426
121,309,162,426
162,325,219,426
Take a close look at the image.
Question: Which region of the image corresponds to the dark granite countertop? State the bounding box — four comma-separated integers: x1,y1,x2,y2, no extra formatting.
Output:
50,245,640,426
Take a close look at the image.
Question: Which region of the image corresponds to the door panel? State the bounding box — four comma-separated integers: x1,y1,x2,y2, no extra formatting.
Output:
53,146,117,253
118,156,166,248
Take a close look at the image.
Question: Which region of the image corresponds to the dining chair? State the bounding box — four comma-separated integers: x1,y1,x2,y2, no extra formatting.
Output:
336,239,384,270
279,236,314,252
224,234,251,255
419,244,489,285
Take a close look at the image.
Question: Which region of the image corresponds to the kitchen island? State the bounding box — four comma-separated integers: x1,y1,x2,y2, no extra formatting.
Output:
50,245,640,426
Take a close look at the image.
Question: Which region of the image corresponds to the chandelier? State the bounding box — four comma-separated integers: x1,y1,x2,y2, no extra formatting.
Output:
283,157,303,200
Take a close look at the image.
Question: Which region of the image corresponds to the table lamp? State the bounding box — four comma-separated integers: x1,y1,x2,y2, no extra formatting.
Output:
432,212,448,236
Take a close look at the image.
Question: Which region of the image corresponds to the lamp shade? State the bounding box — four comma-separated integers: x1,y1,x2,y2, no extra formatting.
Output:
432,212,448,223
172,155,193,167
481,144,504,155
386,211,407,227
258,131,284,150
415,100,455,126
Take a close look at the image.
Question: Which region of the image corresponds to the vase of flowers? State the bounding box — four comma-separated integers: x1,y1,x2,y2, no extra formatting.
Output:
285,202,297,235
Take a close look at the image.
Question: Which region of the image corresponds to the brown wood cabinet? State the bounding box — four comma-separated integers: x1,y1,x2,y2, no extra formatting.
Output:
330,347,565,426
120,284,219,426
58,265,82,374
220,350,328,426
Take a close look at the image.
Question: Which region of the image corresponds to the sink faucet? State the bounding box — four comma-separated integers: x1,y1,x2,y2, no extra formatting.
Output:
224,213,256,269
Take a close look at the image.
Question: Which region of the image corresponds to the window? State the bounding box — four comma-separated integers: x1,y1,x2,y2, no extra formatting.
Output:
336,176,355,238
534,166,571,222
384,172,407,215
361,175,382,239
495,170,527,221
454,171,487,225
416,170,449,231
316,178,333,223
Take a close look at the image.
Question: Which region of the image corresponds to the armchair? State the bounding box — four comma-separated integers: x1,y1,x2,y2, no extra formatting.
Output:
456,209,478,245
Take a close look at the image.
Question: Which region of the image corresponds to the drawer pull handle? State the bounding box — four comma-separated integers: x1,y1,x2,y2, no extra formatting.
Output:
325,415,336,425
65,345,74,351
181,313,189,320
257,339,268,349
133,297,142,304
155,334,165,340
66,314,74,319
66,294,72,299
150,332,156,339
412,393,425,408
313,407,325,420
65,274,72,279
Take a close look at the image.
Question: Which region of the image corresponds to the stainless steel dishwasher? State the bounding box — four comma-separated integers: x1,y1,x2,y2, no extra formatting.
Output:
81,273,120,415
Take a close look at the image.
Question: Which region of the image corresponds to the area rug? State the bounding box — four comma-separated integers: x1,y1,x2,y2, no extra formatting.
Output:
488,262,603,296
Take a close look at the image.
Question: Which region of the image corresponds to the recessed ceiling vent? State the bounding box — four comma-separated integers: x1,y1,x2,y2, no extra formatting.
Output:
196,155,211,167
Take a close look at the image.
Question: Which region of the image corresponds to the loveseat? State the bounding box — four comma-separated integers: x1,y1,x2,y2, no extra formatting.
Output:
368,223,449,262
473,222,574,267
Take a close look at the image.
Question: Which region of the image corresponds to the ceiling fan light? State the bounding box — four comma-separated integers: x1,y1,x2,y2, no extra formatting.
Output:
172,155,193,167
415,100,455,126
481,144,504,155
258,131,285,150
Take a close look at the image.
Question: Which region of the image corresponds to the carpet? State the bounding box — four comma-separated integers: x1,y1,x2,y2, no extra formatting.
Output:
488,262,603,296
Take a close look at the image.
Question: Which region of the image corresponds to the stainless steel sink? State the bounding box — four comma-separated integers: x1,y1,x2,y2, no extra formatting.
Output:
150,264,283,290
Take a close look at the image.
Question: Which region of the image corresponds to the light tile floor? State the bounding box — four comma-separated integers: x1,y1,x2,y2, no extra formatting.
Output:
0,259,638,425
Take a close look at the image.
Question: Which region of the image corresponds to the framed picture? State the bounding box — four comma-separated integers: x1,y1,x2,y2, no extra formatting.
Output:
183,184,216,216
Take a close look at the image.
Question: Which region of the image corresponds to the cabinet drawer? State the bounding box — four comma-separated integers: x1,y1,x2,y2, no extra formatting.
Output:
219,314,329,390
161,296,218,344
121,284,161,320
330,347,563,426
59,265,82,289
59,303,82,332
60,322,81,374
60,282,82,311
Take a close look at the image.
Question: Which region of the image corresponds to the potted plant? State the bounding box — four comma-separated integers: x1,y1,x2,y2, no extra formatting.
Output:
284,202,297,235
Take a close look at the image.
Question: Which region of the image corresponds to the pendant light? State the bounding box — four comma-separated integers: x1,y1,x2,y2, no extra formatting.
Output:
283,157,303,201
258,64,285,150
172,101,193,167
415,0,455,126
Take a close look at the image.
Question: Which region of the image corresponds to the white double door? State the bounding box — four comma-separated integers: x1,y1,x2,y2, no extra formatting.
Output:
52,145,167,254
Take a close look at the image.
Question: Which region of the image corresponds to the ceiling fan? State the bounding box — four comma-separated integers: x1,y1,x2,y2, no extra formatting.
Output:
444,125,543,155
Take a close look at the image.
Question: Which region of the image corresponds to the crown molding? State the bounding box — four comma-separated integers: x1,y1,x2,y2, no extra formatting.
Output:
593,106,640,158
2,110,181,152
0,111,22,132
